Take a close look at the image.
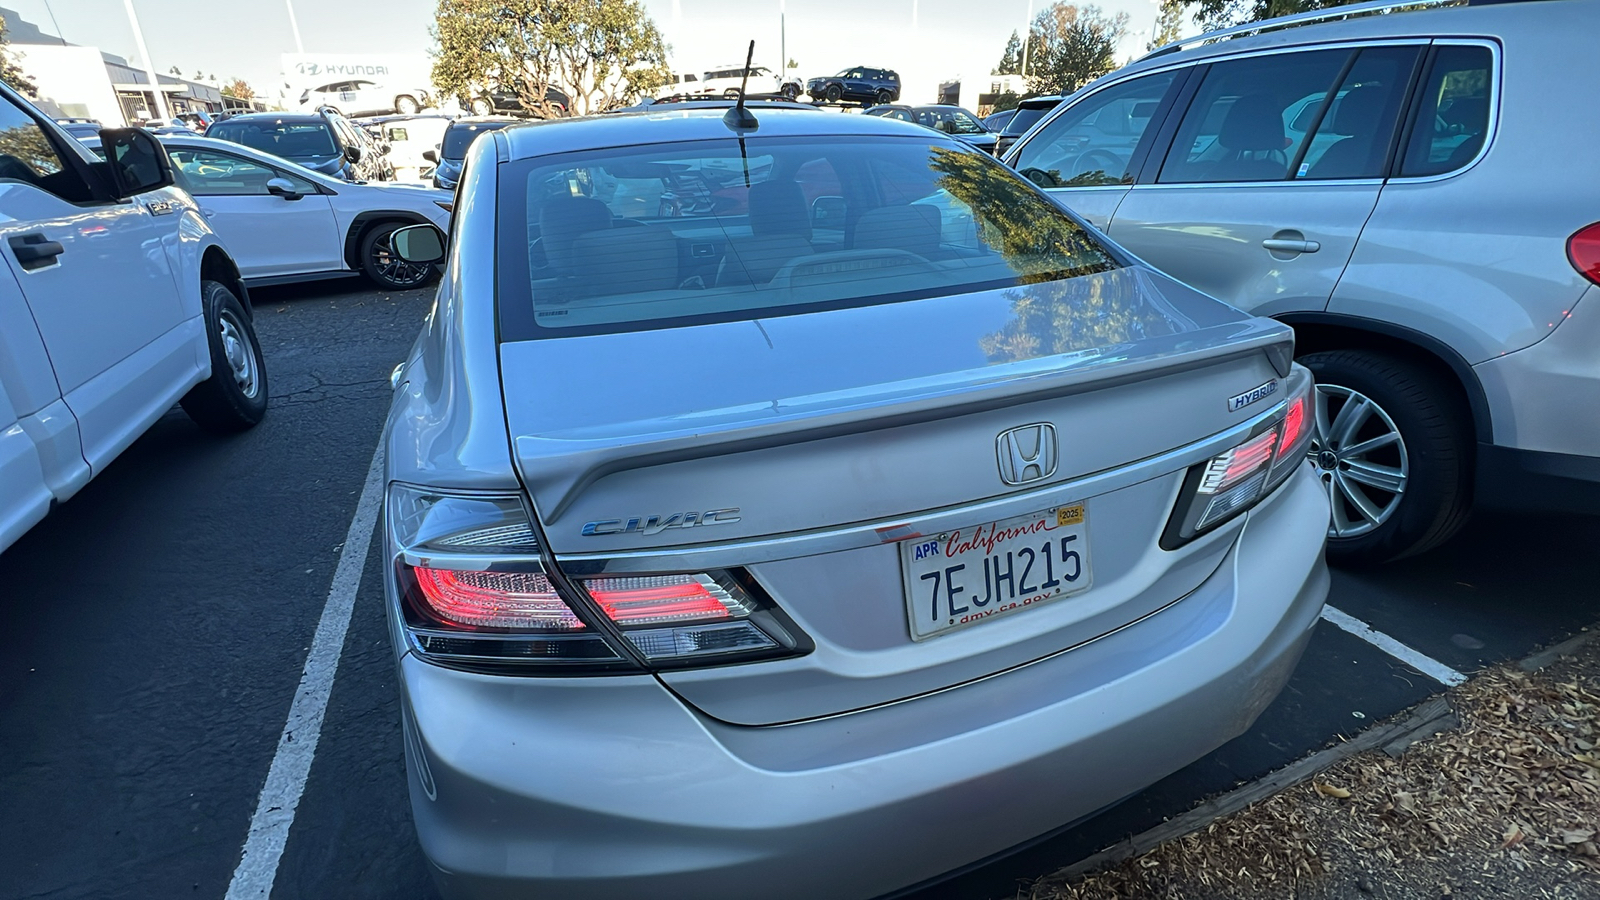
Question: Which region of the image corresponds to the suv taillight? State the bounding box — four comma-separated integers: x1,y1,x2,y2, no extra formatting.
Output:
387,486,808,673
1160,367,1316,549
1568,222,1600,286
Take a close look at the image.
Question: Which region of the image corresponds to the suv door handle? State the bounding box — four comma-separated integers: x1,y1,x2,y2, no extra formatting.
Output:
9,233,64,271
1262,232,1320,255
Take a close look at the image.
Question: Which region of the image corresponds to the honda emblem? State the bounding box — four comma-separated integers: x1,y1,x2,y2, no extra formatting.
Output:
996,423,1058,486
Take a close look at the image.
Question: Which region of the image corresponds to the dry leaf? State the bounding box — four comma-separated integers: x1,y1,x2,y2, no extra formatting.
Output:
1500,824,1525,849
1558,828,1596,845
1314,782,1352,799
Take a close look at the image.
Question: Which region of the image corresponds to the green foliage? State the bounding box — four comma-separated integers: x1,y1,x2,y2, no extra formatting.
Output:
1177,0,1366,32
432,0,672,116
991,91,1020,113
222,79,255,101
1023,3,1128,97
994,31,1023,76
0,15,35,98
1148,0,1187,50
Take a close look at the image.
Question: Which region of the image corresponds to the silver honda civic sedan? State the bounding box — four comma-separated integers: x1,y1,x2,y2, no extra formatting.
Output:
381,103,1330,899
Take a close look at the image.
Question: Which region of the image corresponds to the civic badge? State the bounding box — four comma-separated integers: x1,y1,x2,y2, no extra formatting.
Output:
996,423,1058,486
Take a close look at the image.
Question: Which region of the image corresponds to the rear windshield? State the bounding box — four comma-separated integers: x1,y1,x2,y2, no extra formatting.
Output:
207,121,336,158
497,135,1120,339
443,121,512,158
1003,105,1054,136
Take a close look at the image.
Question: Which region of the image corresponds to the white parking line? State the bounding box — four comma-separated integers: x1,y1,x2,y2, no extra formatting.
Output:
224,445,385,900
1320,604,1468,687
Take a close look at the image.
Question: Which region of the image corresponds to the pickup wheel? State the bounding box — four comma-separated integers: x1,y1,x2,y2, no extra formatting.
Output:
1299,349,1473,564
180,280,267,433
360,221,437,290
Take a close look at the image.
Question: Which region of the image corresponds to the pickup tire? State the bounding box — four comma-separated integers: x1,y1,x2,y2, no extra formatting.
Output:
180,280,268,433
1299,349,1473,564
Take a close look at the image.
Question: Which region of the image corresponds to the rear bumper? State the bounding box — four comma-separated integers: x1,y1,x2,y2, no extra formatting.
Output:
398,468,1329,900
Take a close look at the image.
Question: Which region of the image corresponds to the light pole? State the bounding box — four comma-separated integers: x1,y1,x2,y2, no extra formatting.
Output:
285,0,306,54
121,0,168,121
1021,0,1033,78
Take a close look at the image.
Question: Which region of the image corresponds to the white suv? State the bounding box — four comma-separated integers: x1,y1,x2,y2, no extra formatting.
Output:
298,80,429,116
1004,0,1600,563
0,83,267,555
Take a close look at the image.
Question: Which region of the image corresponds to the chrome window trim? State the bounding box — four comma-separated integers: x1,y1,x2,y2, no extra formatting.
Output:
551,391,1300,573
1386,38,1501,185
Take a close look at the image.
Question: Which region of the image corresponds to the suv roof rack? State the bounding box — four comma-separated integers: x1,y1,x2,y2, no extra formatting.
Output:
1139,0,1464,61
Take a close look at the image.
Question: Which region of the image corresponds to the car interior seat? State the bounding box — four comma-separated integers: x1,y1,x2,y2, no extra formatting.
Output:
572,224,679,297
539,196,613,275
1202,93,1289,182
852,205,941,259
718,181,814,287
1307,85,1390,179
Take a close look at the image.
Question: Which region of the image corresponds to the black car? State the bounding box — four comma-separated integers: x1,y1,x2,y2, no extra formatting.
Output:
805,66,900,105
205,109,393,181
55,118,101,140
461,85,571,118
865,104,998,153
994,94,1069,157
427,117,519,190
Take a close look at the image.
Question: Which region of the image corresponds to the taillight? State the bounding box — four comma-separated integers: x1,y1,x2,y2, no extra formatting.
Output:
1569,222,1600,286
387,485,805,673
1161,367,1315,549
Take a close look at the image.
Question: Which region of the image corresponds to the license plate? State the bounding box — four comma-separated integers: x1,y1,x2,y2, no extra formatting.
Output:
900,504,1092,641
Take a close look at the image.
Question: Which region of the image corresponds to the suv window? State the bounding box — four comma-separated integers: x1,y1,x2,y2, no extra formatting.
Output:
497,137,1118,338
1297,46,1417,180
1159,49,1349,184
0,96,94,202
1400,45,1492,178
1013,71,1175,188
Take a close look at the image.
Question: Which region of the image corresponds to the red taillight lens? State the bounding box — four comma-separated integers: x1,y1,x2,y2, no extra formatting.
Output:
582,574,751,626
1199,429,1278,494
413,566,584,631
1569,223,1600,286
1276,395,1306,464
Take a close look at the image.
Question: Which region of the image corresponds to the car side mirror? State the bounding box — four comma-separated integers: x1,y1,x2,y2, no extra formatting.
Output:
98,127,175,199
344,144,362,163
391,223,446,264
811,195,846,228
422,149,438,164
266,177,303,201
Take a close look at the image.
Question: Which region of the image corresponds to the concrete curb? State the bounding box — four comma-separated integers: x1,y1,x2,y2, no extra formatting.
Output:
1049,621,1599,884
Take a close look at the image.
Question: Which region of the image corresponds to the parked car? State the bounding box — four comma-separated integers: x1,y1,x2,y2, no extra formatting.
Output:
994,93,1067,156
866,103,998,153
983,107,1018,132
297,79,429,116
354,114,453,181
0,84,265,555
206,110,393,182
379,99,1328,900
805,66,900,105
83,133,452,290
427,116,519,190
1004,0,1600,563
459,85,571,118
54,117,101,139
175,110,214,132
691,64,803,100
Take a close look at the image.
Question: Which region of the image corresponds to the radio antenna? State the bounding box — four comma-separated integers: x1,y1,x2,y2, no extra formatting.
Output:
723,40,759,131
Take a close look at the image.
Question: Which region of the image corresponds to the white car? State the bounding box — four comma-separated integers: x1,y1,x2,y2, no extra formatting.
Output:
0,85,266,555
692,64,803,100
298,79,429,116
88,134,454,290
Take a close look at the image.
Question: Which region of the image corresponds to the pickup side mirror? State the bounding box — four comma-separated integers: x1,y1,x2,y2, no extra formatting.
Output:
266,177,303,201
422,149,438,164
390,223,446,264
343,144,362,163
99,127,175,199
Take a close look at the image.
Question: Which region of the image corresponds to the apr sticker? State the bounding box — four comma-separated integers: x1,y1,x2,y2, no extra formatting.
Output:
1228,379,1278,412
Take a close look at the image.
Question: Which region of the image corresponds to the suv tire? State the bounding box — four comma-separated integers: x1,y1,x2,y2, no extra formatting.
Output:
360,222,438,290
824,84,842,104
781,84,799,101
875,89,894,106
395,94,420,114
470,97,492,116
180,280,268,433
1299,349,1473,564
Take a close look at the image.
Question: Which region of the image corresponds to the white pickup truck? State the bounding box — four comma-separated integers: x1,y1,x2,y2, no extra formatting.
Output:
0,83,266,554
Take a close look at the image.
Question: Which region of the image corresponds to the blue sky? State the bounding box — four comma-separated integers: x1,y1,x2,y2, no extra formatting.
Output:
6,0,1168,104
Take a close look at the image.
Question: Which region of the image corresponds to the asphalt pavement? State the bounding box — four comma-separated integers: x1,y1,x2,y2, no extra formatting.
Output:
2,278,1596,900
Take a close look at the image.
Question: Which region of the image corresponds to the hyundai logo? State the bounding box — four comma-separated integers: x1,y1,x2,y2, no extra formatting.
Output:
996,423,1058,486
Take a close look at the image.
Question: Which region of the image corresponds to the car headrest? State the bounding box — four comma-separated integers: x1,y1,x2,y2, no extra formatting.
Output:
1440,96,1488,132
1217,93,1285,153
539,197,612,273
748,181,810,239
1330,85,1387,137
853,205,940,258
571,224,679,296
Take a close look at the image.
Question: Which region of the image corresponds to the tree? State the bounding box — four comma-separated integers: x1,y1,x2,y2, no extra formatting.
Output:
432,0,672,117
993,30,1022,75
1148,0,1186,51
0,15,34,98
222,78,255,101
991,90,1020,113
1177,0,1363,32
1022,3,1128,97
787,57,799,72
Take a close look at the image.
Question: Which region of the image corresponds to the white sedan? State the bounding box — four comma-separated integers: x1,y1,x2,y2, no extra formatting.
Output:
88,134,454,290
